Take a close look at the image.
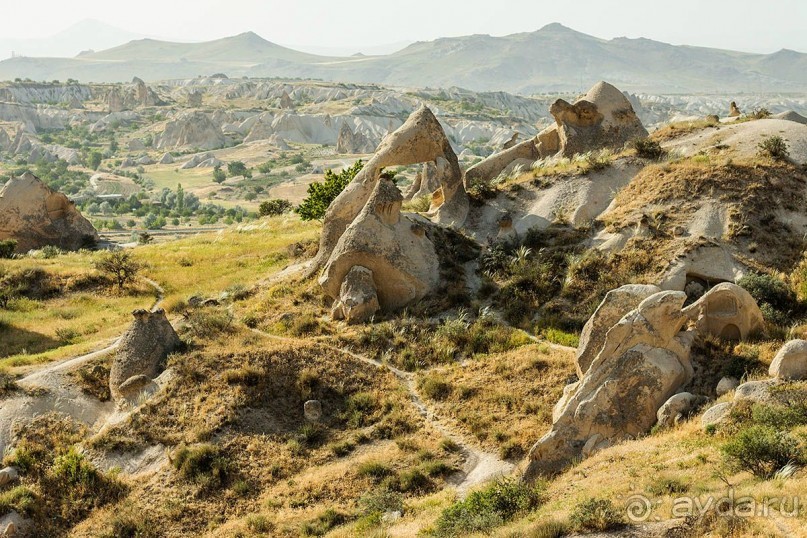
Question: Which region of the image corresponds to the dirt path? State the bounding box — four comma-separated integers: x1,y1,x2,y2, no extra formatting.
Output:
251,328,514,495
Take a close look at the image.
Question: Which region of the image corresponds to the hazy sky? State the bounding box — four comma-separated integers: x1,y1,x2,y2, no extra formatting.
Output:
3,0,806,54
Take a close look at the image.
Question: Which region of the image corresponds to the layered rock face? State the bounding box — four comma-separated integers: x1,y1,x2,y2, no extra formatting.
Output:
0,172,98,253
336,122,375,154
110,309,181,402
155,111,226,150
526,283,763,478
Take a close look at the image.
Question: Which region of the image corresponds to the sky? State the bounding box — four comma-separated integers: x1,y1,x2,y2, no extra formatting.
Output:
1,0,806,55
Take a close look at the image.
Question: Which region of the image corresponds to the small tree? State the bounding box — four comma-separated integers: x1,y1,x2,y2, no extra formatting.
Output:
227,161,251,178
758,135,789,161
213,165,226,184
258,199,293,217
88,151,103,170
297,160,363,221
95,251,141,290
0,239,17,259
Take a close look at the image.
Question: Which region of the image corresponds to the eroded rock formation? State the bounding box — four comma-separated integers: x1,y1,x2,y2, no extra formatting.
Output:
310,106,467,281
526,283,764,478
110,308,181,402
337,122,375,154
0,172,98,252
156,111,226,150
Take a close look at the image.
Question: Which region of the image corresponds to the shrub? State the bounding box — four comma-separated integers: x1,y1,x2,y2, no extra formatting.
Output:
737,272,799,325
300,509,347,537
358,488,403,516
418,374,452,401
227,161,251,178
246,514,274,533
185,308,234,337
722,425,804,478
541,327,580,348
0,239,17,258
258,198,293,216
94,251,141,290
297,160,363,220
0,486,38,518
431,478,546,537
212,165,226,183
530,520,569,538
569,498,624,532
633,138,664,159
172,444,229,489
357,461,393,481
758,135,789,161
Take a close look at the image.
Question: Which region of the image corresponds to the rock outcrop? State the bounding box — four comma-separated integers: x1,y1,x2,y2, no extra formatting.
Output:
330,266,381,323
539,81,648,157
0,172,98,253
155,112,225,150
110,309,181,402
337,122,375,154
769,340,807,380
310,106,467,281
319,178,439,313
729,101,741,117
526,283,764,478
106,77,164,112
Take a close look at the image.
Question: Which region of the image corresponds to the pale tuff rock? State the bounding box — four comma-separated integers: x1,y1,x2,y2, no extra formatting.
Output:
159,152,175,164
155,111,226,150
682,283,764,341
337,122,375,154
0,467,19,487
716,376,740,396
527,283,766,477
701,402,732,428
773,110,807,125
656,392,709,428
769,340,807,380
319,178,439,312
0,129,9,151
330,266,381,323
575,284,662,377
279,91,294,109
526,291,695,476
304,400,322,422
542,81,648,157
463,138,539,188
180,152,220,169
106,77,164,112
729,101,741,117
310,105,467,278
0,172,98,252
502,132,519,150
403,160,447,201
110,309,181,402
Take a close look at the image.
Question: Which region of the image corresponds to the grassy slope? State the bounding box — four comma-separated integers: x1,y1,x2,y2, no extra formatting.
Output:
0,216,319,369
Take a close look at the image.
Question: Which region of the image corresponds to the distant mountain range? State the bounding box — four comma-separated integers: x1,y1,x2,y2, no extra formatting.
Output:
0,19,146,60
1,23,805,94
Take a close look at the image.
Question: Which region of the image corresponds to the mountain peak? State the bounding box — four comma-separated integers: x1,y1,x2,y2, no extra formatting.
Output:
538,23,574,33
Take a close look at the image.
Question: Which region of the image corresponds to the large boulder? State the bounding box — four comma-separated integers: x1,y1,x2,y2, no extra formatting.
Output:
309,106,467,278
526,291,695,477
540,81,648,158
0,172,98,253
330,265,381,323
575,284,662,377
682,283,764,341
156,112,225,150
110,308,181,402
656,392,709,428
320,178,439,312
769,340,807,380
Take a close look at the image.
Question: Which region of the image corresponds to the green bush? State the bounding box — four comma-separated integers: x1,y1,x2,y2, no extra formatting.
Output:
357,461,394,481
758,135,789,161
300,508,348,537
418,374,452,401
94,250,141,290
258,198,293,216
0,239,17,259
431,478,546,537
569,498,624,532
633,138,664,159
297,160,363,221
737,272,799,325
227,161,251,178
722,425,804,478
172,444,229,489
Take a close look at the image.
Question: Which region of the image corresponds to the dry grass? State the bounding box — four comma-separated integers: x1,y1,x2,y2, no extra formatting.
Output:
416,344,575,460
650,116,721,143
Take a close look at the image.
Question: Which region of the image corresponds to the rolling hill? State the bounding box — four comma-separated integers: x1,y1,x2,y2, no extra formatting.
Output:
0,23,805,93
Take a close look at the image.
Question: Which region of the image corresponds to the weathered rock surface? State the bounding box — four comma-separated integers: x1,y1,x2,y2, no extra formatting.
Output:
575,284,662,377
769,339,807,380
320,178,439,312
701,401,733,428
527,291,695,476
110,309,181,401
156,111,225,150
729,101,741,117
311,106,467,283
716,376,740,396
656,392,708,428
0,172,98,252
337,121,375,154
330,265,380,323
682,283,764,341
541,81,648,157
